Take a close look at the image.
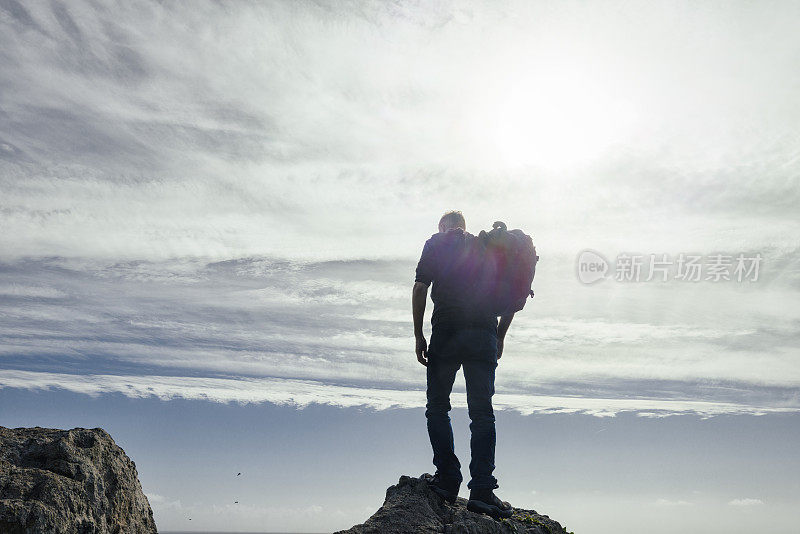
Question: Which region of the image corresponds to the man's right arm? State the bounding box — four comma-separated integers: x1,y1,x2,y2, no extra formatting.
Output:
413,238,436,367
412,281,429,366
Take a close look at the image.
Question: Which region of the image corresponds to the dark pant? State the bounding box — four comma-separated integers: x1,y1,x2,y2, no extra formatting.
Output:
425,324,498,490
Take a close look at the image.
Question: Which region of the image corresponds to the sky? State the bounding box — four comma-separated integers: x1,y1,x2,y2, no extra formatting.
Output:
0,1,799,532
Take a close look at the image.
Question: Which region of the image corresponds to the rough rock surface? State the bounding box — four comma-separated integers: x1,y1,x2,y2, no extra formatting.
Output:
0,426,157,534
335,474,573,534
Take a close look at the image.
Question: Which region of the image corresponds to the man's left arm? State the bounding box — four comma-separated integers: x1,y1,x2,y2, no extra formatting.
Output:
496,313,514,360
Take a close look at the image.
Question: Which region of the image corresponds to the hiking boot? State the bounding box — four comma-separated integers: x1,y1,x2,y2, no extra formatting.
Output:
422,472,460,504
467,488,513,519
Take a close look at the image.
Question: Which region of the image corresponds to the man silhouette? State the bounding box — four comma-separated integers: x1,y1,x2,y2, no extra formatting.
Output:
412,210,515,519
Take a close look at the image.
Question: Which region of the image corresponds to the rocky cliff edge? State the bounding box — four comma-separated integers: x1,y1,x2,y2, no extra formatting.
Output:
336,474,573,534
0,426,157,534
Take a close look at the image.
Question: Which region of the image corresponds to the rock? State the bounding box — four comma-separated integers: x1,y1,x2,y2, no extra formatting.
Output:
0,426,157,534
335,474,572,534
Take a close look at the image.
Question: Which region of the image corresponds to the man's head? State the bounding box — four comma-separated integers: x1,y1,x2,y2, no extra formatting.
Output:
438,210,466,233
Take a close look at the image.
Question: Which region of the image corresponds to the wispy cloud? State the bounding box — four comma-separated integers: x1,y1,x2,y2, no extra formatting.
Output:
1,1,799,261
144,490,329,530
145,494,182,512
655,498,694,507
3,369,796,418
1,1,799,418
1,255,799,416
728,498,764,507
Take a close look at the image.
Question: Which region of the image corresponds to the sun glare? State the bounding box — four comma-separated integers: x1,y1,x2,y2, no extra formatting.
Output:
483,66,637,171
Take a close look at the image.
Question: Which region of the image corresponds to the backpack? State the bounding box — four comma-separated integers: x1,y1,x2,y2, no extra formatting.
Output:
465,221,539,316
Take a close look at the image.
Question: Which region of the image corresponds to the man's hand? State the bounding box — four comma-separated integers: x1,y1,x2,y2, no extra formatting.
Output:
496,313,514,361
415,335,428,366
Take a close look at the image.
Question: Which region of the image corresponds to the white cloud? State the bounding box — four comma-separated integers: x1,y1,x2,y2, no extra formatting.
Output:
0,284,67,298
1,256,799,416
145,493,183,511
1,369,796,418
206,502,326,519
1,1,799,420
655,498,694,507
0,1,799,261
728,498,764,507
144,491,327,530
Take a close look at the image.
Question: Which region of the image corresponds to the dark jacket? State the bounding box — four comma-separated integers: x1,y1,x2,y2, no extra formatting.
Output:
415,228,497,330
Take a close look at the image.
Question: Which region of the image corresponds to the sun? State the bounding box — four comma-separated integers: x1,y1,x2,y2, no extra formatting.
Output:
481,66,638,171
